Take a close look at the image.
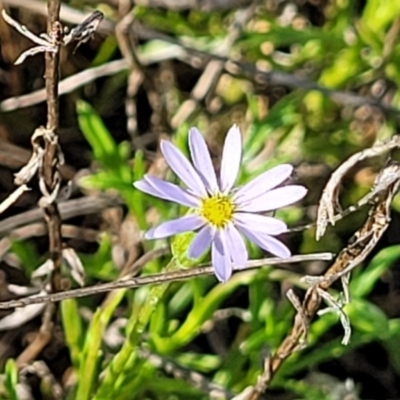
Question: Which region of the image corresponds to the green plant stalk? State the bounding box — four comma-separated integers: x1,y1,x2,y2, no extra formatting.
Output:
107,360,155,399
4,359,18,400
60,299,82,369
93,257,180,398
75,288,127,400
153,270,256,353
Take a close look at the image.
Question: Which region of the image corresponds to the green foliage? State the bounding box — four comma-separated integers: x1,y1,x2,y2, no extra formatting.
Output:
76,100,146,227
8,240,40,277
6,1,400,399
3,360,18,400
67,1,400,394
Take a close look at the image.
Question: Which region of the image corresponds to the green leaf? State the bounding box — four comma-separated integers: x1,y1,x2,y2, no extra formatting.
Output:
384,319,400,374
153,270,257,353
4,359,18,400
76,100,119,166
350,245,400,298
347,298,389,340
61,298,83,369
8,240,40,276
361,0,400,34
79,233,117,281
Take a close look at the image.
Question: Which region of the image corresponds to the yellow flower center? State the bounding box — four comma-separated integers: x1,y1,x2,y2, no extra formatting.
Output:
200,195,235,228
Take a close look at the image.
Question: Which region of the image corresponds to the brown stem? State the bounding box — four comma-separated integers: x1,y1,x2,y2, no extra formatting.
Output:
21,0,65,370
41,0,63,292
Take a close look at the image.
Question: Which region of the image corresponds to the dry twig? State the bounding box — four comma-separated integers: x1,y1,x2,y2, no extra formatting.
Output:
2,13,400,122
0,194,123,236
0,1,103,370
0,185,30,215
316,135,400,240
247,161,400,400
115,9,145,139
0,252,334,310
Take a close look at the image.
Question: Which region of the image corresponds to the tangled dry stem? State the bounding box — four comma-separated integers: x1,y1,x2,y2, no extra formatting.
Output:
247,148,400,400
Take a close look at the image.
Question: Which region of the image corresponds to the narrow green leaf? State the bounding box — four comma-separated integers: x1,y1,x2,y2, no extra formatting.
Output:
350,245,400,298
4,359,18,400
61,298,83,369
76,100,117,164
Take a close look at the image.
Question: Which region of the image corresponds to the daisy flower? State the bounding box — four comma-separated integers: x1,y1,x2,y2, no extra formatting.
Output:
134,125,307,282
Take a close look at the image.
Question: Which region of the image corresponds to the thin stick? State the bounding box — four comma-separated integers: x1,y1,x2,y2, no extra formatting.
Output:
12,0,65,371
0,195,123,236
2,22,400,120
40,0,63,293
0,252,333,310
1,10,51,46
0,185,30,215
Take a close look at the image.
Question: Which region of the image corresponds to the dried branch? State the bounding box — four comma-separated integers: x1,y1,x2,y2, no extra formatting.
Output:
38,1,63,295
0,252,334,310
1,10,52,46
16,303,53,367
1,10,58,64
247,161,400,400
0,194,123,236
2,8,104,64
0,223,99,263
316,135,400,240
2,16,400,122
3,0,253,13
115,10,145,139
0,1,101,369
132,0,253,11
0,185,30,215
63,10,103,50
12,0,64,371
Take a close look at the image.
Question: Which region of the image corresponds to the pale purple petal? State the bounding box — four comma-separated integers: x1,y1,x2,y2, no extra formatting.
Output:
135,175,200,207
188,127,219,194
188,224,215,259
224,223,248,269
219,125,242,194
233,164,293,203
134,179,164,199
239,225,291,258
160,140,207,197
233,213,287,235
237,185,307,212
211,230,232,282
144,175,201,206
145,214,205,239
